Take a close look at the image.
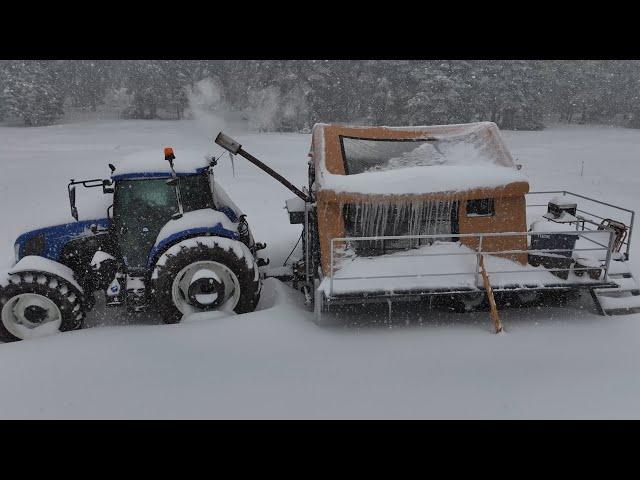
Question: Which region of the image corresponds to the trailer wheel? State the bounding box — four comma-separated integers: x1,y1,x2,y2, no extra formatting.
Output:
151,237,261,324
0,271,85,342
313,286,326,325
454,292,486,312
515,290,540,306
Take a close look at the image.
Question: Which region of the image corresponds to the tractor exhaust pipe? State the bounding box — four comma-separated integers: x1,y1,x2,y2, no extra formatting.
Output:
215,132,310,203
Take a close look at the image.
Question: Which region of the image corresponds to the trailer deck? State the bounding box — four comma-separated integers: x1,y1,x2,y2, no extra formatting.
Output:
314,191,637,319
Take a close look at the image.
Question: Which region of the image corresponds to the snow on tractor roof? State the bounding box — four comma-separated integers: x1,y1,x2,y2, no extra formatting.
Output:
311,122,527,196
112,149,211,180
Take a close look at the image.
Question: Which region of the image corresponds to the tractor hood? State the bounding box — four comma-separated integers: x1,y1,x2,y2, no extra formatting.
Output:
14,218,110,263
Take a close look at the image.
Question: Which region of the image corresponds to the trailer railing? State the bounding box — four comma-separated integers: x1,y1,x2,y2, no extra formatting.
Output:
328,229,616,298
527,190,635,260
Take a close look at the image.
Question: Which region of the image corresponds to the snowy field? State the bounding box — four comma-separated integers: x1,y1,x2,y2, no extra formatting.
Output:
0,120,640,419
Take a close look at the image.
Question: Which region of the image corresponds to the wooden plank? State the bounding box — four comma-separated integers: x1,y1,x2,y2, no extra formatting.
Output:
479,255,503,333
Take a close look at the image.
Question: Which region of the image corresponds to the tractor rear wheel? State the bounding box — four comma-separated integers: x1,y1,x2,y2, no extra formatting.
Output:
151,237,261,324
0,271,85,342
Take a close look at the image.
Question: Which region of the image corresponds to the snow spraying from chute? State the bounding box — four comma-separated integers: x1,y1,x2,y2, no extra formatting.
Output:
186,78,228,136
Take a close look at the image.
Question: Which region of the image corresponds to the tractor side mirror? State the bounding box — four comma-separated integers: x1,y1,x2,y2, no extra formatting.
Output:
103,179,114,194
108,163,116,173
69,185,79,221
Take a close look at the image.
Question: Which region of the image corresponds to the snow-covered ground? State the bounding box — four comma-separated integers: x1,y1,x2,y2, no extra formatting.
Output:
0,120,639,419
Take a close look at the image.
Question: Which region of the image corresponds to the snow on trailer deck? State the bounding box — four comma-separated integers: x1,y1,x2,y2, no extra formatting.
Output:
1,121,640,419
320,240,609,297
321,209,625,298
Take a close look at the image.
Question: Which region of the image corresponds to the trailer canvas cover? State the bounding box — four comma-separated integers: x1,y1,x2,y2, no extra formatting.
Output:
312,122,528,196
310,122,531,275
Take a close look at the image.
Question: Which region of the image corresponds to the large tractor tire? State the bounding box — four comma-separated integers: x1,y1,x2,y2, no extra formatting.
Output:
0,271,85,342
151,237,261,324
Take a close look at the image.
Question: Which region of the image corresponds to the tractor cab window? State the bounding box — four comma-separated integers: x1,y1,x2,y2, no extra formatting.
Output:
115,178,179,219
113,178,179,269
179,174,214,212
113,174,215,269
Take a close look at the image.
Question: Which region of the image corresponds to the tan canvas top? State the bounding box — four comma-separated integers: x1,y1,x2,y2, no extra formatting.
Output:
310,122,528,198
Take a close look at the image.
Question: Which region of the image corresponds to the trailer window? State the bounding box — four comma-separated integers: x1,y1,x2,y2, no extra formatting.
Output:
466,198,494,217
339,136,437,175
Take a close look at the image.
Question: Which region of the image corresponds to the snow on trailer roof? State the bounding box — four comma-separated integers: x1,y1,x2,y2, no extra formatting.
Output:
312,122,528,196
112,149,212,180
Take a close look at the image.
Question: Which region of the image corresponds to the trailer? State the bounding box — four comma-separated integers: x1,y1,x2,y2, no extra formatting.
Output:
216,123,638,330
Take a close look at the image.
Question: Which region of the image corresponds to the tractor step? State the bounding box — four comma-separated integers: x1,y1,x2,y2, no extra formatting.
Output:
591,262,640,316
608,272,633,279
595,276,640,294
607,260,632,276
597,295,640,315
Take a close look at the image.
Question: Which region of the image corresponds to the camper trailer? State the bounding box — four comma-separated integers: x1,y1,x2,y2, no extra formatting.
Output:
310,122,530,270
215,122,638,328
299,122,637,321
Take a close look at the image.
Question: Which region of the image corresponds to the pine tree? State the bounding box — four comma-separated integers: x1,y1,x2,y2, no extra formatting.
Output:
122,61,169,119
63,60,113,111
0,61,65,126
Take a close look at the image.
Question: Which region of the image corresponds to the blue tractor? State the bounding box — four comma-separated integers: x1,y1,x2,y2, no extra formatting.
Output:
0,146,267,341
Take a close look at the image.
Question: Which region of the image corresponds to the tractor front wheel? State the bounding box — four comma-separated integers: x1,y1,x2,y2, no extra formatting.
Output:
0,271,85,342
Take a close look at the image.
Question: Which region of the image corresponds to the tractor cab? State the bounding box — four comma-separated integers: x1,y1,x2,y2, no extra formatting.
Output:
67,148,263,310
63,148,255,273
109,149,220,271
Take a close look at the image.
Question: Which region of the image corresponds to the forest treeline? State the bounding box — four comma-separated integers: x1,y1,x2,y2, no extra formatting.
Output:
1,60,639,130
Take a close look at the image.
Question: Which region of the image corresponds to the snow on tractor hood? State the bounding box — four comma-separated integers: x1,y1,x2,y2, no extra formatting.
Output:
311,122,528,196
111,149,213,180
14,218,110,263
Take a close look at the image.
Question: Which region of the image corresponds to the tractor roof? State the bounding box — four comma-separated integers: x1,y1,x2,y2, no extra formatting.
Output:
111,149,211,180
310,122,528,196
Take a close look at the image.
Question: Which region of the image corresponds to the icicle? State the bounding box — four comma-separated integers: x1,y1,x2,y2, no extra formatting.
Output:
347,197,459,255
228,151,236,178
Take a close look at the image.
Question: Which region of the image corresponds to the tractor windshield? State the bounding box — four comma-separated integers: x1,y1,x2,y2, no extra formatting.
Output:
113,174,214,269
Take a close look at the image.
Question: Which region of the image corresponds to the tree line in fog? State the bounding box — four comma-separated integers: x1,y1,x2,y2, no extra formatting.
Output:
1,60,639,130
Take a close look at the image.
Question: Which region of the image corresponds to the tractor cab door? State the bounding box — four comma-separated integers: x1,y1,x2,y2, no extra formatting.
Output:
113,174,216,271
113,178,179,270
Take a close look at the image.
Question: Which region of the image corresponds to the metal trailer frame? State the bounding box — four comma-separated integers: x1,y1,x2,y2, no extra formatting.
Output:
526,191,635,260
310,191,635,319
